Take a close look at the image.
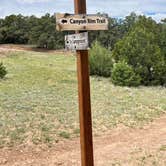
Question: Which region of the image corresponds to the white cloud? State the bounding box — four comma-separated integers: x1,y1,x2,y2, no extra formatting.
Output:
150,13,166,23
0,0,166,22
86,0,166,22
87,0,139,17
16,0,52,4
139,0,166,13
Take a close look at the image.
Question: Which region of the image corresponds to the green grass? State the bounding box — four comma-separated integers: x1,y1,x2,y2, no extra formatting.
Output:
0,51,166,147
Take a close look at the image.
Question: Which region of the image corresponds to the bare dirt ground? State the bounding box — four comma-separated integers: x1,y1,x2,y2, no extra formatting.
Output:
0,44,72,55
0,115,165,166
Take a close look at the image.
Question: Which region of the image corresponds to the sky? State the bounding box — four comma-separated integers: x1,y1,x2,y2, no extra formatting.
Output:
0,0,166,22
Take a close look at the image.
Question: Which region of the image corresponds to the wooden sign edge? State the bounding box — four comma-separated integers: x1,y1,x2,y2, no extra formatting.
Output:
55,13,109,31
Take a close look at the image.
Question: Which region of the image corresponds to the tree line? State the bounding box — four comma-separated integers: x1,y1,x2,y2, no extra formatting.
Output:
0,14,64,49
0,13,165,52
0,13,165,86
0,12,154,49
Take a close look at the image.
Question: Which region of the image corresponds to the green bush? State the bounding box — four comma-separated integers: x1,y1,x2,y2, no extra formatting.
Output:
0,33,3,44
111,61,141,86
89,41,113,77
37,33,48,48
112,18,165,86
0,62,7,79
151,61,166,86
47,36,56,49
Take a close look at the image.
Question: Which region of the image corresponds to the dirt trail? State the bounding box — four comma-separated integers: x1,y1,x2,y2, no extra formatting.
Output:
0,44,71,55
0,116,165,166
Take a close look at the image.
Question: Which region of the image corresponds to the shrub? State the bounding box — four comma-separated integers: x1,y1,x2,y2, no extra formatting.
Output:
151,61,166,86
0,62,7,79
112,24,165,86
0,33,3,44
111,61,141,86
37,33,48,48
47,36,56,49
89,41,113,77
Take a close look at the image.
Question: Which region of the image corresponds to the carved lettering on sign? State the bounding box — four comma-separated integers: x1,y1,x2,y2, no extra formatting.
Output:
56,13,108,31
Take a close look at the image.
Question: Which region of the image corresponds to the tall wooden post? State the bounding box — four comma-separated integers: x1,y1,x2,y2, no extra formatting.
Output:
74,0,94,166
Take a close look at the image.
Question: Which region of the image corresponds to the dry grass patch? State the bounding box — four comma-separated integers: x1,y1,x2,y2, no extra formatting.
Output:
0,50,165,148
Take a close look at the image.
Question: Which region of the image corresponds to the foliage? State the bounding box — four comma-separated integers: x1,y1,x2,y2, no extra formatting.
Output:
0,13,165,52
0,33,3,44
37,33,48,48
28,14,64,49
0,62,7,79
111,61,141,86
89,12,138,50
112,16,166,86
0,12,147,50
47,36,56,49
159,19,166,60
0,14,64,49
89,41,113,77
0,15,29,44
0,51,165,147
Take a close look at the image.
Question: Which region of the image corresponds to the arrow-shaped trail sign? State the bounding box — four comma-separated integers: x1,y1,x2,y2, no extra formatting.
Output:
56,13,108,31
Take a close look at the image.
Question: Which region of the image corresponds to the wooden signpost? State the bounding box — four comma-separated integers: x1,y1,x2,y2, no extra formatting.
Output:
56,0,108,165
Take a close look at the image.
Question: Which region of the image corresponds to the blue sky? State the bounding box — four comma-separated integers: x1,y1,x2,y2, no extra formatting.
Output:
0,0,166,22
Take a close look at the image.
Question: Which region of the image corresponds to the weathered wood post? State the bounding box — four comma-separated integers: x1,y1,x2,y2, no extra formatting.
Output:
74,0,94,166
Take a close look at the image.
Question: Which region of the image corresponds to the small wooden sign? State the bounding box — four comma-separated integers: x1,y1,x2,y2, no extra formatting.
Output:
56,13,108,31
65,32,89,51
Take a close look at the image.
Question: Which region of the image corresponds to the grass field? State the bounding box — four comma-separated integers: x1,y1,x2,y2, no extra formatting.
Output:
0,50,166,148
